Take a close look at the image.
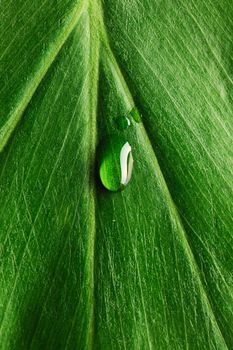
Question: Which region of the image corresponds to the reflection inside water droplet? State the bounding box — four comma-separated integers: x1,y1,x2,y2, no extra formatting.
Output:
120,141,133,186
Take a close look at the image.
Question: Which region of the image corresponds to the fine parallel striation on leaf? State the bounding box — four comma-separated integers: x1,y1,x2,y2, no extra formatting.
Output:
0,0,86,152
0,0,232,349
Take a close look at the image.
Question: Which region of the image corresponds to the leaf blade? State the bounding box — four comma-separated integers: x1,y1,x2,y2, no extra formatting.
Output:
0,0,232,349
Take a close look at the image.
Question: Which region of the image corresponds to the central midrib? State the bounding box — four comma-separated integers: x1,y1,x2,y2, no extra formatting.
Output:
84,0,101,349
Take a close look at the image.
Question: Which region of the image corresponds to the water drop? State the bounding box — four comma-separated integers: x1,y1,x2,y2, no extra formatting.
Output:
99,136,134,192
129,107,141,123
115,115,131,130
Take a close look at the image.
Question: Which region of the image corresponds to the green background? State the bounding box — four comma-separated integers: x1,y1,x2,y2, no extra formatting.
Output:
0,0,232,349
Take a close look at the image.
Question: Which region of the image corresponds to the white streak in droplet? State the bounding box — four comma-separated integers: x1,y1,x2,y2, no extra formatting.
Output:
120,142,134,186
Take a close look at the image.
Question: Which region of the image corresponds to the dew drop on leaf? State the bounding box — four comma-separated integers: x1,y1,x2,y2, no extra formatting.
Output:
99,136,134,192
115,115,131,130
129,106,141,123
115,107,141,131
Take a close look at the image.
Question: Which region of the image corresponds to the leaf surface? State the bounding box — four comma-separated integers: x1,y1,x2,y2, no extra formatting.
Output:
0,0,232,349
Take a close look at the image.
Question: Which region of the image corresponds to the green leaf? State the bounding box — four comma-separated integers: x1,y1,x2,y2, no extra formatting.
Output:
0,0,232,349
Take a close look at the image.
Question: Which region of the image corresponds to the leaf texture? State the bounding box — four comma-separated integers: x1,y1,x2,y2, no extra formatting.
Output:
0,0,232,349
